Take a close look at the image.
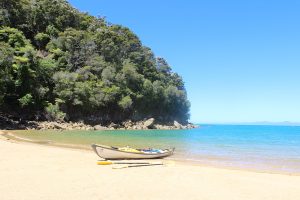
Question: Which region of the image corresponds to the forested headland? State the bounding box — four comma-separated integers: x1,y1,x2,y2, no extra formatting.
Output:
0,0,191,129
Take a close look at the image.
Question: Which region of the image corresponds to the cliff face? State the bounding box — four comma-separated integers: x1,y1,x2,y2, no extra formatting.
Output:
0,0,190,124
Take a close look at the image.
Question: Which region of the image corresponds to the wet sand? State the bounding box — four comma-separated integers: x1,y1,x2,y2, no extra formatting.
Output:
1,130,300,200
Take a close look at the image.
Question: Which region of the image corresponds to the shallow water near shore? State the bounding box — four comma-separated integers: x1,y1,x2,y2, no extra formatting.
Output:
11,125,300,174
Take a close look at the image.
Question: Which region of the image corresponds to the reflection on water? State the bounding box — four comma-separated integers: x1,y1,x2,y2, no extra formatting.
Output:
12,125,300,174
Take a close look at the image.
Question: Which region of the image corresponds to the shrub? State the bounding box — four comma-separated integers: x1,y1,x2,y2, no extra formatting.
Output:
18,94,33,107
118,96,133,110
45,102,66,122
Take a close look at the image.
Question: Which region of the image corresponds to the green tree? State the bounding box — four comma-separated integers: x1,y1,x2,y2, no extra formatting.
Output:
34,32,50,49
0,0,190,123
118,95,133,110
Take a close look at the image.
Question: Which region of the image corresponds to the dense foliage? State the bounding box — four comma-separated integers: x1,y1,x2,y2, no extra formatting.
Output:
0,0,190,124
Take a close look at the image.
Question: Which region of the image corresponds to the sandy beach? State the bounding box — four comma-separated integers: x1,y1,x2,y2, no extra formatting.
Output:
1,131,300,200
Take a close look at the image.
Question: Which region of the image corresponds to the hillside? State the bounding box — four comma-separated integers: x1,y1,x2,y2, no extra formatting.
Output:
0,0,190,126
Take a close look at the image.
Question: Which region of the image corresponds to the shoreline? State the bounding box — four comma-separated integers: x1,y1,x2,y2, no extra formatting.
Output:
2,130,300,176
1,130,300,200
0,117,198,131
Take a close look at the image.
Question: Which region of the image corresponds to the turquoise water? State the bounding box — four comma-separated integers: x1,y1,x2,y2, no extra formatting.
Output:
13,125,300,174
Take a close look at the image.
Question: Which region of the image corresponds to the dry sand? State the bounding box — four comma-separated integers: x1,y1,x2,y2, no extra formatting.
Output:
1,131,300,200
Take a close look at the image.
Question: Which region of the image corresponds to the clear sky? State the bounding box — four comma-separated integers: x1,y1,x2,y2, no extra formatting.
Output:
68,0,300,123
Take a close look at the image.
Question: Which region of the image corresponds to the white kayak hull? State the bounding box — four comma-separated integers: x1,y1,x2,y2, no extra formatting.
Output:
91,144,174,160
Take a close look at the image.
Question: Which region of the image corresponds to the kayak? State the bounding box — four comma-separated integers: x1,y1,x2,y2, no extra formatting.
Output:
91,144,174,160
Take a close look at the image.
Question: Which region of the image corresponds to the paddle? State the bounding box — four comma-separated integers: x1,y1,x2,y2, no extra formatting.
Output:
112,163,164,169
97,161,162,165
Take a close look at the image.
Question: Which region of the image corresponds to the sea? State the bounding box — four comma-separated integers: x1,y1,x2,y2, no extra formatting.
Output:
12,125,300,174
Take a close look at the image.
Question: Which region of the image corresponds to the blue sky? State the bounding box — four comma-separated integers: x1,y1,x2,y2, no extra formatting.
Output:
68,0,300,123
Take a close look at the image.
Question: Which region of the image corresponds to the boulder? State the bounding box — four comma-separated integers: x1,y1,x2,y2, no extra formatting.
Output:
122,120,133,129
136,124,145,130
181,125,188,129
94,125,106,130
174,121,183,129
154,124,170,130
185,123,198,129
143,118,155,129
108,122,121,129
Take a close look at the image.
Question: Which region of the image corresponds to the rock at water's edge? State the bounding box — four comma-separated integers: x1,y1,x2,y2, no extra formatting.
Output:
94,125,107,130
174,121,183,129
143,118,155,129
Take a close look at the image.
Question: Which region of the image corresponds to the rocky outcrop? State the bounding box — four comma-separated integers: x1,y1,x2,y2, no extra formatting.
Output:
33,121,94,131
30,120,198,131
0,113,198,131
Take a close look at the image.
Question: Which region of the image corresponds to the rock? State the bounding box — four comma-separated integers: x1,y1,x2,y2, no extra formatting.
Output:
186,123,198,129
137,124,145,130
154,124,169,130
153,124,161,129
181,125,187,129
108,122,121,129
122,120,133,129
143,118,155,129
0,115,198,130
174,121,183,129
94,125,106,130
